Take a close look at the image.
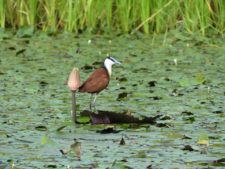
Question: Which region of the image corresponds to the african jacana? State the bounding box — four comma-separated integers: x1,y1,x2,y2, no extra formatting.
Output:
79,56,121,112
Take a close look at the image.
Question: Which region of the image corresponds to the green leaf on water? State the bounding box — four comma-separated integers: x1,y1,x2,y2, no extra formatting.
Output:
135,150,147,158
197,133,209,145
198,133,209,141
77,116,90,123
41,135,55,145
0,28,8,40
111,161,130,169
16,27,34,38
179,74,205,87
179,78,196,87
195,73,206,84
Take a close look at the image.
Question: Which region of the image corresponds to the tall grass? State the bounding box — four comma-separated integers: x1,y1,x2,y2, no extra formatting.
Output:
59,0,81,32
140,0,150,34
105,0,112,31
181,0,211,36
116,0,132,33
0,0,5,28
41,0,57,32
210,0,225,35
0,0,224,35
4,0,15,28
27,0,38,26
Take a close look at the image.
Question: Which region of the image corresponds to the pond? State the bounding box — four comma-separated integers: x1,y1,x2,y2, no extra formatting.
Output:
0,30,225,168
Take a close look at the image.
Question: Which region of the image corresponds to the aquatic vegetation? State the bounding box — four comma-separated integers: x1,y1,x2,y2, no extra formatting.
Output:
0,0,225,35
0,31,224,168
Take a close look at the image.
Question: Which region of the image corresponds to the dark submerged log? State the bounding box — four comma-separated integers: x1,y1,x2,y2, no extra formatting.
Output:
80,110,163,124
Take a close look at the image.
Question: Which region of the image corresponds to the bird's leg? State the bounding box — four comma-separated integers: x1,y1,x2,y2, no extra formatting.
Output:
89,94,98,113
90,94,98,112
92,93,98,113
90,93,98,114
89,94,94,112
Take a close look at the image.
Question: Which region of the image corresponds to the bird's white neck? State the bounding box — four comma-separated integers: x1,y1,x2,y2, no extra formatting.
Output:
104,59,113,77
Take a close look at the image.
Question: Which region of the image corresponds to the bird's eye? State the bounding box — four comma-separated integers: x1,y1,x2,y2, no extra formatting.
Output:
108,56,115,62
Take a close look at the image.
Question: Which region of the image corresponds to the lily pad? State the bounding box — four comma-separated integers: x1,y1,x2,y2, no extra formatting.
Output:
16,27,34,38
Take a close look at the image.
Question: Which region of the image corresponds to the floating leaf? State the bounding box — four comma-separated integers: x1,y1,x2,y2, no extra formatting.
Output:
77,116,90,123
197,133,209,146
179,78,197,87
179,74,206,87
197,139,209,146
41,135,54,145
195,73,206,84
135,150,146,158
16,27,34,38
111,160,132,169
0,28,9,40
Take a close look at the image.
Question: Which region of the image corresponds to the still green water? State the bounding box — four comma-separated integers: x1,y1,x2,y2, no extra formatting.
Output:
0,30,224,168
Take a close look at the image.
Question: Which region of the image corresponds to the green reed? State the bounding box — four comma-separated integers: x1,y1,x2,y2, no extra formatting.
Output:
105,0,112,31
0,0,5,28
4,0,15,28
0,0,224,35
27,0,38,26
140,0,150,34
211,0,225,35
57,0,80,32
41,0,57,32
116,0,132,33
181,0,211,36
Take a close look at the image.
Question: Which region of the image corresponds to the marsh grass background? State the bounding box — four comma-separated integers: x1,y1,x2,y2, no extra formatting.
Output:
0,0,225,36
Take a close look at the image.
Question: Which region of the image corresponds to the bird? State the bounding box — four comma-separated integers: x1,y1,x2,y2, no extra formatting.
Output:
79,56,121,112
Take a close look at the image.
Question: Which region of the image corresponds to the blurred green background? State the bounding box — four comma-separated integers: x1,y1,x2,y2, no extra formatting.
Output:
0,0,225,36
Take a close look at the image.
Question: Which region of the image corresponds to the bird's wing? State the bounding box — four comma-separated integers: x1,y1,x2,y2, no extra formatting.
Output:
79,68,109,93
